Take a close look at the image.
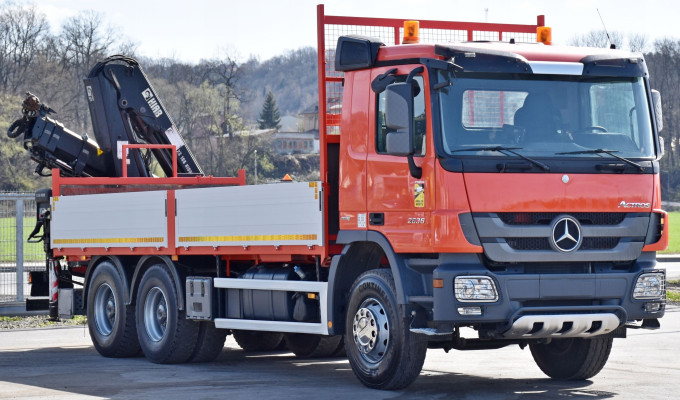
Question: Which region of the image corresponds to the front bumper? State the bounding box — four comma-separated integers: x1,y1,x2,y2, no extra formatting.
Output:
431,253,665,337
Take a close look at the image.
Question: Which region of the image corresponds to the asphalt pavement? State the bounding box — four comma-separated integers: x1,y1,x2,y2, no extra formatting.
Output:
1,303,678,400
657,256,680,280
0,257,677,398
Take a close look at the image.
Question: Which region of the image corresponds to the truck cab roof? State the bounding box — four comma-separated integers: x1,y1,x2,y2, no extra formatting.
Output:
374,41,647,77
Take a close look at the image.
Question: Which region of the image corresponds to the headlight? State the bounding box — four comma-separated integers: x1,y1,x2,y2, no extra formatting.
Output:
633,272,665,300
454,276,498,302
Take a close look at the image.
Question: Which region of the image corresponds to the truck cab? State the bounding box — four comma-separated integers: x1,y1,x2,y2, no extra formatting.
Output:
326,19,666,388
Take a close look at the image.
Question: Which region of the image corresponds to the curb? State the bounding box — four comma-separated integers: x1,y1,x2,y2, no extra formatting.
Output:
657,254,680,263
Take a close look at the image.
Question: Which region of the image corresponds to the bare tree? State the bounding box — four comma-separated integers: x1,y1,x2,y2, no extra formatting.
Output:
569,30,624,49
56,10,117,131
646,38,680,169
201,56,246,137
58,11,115,73
627,33,648,53
0,3,50,92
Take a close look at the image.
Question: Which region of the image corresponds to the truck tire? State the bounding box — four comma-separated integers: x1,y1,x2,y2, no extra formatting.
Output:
284,333,343,358
345,269,427,390
188,321,227,363
87,261,140,357
529,336,613,380
232,330,284,351
136,264,199,363
332,336,346,357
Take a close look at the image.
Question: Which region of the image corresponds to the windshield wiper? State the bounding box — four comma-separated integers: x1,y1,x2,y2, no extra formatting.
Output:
555,149,644,172
450,146,550,171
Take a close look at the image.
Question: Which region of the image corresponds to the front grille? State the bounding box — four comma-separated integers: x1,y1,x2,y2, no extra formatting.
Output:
522,264,590,274
506,237,620,251
475,212,648,263
521,300,599,308
498,212,627,226
506,237,551,250
580,237,620,250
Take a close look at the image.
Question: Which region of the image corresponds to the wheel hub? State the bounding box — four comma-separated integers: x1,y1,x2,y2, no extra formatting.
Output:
354,308,377,351
352,298,389,363
144,287,168,342
105,297,115,321
156,302,167,328
94,283,115,336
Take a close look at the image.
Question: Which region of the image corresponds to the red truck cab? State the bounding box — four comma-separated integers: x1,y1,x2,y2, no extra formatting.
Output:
324,11,667,388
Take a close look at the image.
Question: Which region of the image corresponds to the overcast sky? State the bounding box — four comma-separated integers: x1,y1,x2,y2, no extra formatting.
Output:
37,0,680,63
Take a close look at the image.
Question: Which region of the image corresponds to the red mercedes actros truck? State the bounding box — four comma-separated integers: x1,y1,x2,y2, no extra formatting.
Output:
10,5,668,390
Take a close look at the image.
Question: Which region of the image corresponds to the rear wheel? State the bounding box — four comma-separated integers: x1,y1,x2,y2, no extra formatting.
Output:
136,264,199,363
345,269,427,390
87,261,140,357
284,333,344,358
529,336,613,380
232,330,284,352
188,321,227,363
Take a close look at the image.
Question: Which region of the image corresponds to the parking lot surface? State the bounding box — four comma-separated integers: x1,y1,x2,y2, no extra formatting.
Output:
0,304,678,400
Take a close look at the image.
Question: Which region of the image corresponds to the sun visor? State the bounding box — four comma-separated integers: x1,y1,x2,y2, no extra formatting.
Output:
580,54,648,77
434,44,532,74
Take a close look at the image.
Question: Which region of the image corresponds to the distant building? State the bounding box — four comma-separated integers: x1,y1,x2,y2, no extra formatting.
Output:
274,105,320,155
274,131,319,154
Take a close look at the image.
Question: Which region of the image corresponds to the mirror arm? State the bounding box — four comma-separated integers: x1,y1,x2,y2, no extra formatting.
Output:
405,66,424,83
405,66,424,179
407,154,422,179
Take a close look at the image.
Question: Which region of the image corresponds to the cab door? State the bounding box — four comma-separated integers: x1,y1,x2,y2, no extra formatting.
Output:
366,65,435,252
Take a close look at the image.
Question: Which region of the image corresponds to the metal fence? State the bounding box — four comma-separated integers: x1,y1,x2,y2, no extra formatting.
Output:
0,193,45,312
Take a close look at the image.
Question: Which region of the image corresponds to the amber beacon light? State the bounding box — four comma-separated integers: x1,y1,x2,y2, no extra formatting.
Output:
403,20,420,43
537,26,552,45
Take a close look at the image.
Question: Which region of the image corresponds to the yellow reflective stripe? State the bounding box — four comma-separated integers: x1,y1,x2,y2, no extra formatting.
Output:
53,237,164,244
178,234,317,243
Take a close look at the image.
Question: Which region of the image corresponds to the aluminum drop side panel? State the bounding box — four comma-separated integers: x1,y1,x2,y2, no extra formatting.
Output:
50,190,168,248
175,182,323,247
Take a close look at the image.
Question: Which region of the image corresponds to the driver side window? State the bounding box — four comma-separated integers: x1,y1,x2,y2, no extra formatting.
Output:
376,75,426,155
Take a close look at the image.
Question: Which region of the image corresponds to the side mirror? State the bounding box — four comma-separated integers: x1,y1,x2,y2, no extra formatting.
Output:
384,82,414,156
652,89,663,132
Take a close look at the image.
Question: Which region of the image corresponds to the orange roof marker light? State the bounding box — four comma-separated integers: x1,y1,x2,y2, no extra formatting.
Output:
403,20,420,44
281,173,293,182
537,26,552,45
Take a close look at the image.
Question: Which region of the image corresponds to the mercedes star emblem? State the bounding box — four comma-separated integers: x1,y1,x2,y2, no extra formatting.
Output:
550,216,582,252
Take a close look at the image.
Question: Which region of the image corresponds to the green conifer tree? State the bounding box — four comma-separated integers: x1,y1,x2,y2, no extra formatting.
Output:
257,90,282,130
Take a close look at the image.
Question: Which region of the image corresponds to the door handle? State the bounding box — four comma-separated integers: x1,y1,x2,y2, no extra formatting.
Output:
369,213,384,226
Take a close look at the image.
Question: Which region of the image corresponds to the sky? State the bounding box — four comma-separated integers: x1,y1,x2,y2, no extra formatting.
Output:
36,0,680,64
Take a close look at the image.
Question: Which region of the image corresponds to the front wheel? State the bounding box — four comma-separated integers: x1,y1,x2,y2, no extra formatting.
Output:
345,269,427,390
136,264,199,363
529,336,613,380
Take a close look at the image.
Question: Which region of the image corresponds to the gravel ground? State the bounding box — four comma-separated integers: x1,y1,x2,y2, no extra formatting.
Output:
0,315,87,330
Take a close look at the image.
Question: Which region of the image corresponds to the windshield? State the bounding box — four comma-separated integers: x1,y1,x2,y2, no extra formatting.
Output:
438,73,655,158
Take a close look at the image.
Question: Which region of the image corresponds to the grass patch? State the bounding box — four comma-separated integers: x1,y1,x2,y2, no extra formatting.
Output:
661,212,680,254
667,280,680,303
0,316,22,322
0,216,45,262
39,315,87,327
668,291,680,302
